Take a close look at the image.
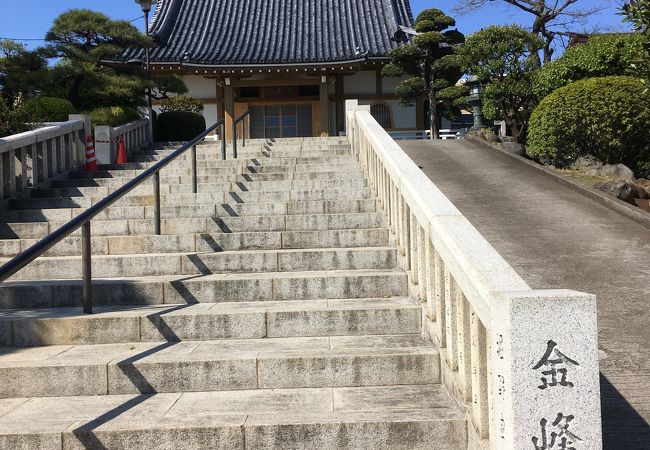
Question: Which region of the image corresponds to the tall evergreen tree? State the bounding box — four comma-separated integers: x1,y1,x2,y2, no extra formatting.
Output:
382,8,465,139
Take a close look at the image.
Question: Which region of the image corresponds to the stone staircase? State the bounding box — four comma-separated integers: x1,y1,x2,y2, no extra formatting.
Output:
0,138,467,449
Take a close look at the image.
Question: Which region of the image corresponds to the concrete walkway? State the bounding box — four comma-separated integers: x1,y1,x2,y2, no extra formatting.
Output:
401,139,650,449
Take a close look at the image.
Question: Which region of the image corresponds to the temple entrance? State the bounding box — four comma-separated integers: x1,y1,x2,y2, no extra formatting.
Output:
249,104,313,139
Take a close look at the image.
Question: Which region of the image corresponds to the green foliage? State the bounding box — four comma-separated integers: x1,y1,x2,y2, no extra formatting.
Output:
159,96,204,114
395,78,426,107
151,75,188,100
461,25,543,143
0,40,50,106
621,0,650,32
527,76,650,175
89,106,140,127
0,97,33,138
23,97,76,122
44,9,152,110
383,8,465,138
534,34,645,99
156,112,206,141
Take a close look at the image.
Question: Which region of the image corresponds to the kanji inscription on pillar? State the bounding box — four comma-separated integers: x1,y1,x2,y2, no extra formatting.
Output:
532,413,583,450
532,340,579,390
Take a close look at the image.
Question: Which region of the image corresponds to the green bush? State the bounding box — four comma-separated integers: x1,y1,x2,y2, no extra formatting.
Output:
0,97,34,138
23,97,76,122
156,111,206,141
159,96,204,114
533,34,645,100
527,76,650,175
89,106,140,127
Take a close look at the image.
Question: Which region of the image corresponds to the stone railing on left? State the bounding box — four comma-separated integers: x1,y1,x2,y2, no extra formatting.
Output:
0,115,89,201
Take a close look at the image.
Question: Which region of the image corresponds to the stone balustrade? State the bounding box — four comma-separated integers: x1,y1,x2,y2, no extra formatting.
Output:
346,99,602,450
94,110,152,164
0,117,88,200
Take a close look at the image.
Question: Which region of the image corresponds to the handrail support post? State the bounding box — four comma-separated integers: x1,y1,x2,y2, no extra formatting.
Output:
191,144,198,194
221,123,227,160
153,172,161,235
82,221,92,314
232,122,238,159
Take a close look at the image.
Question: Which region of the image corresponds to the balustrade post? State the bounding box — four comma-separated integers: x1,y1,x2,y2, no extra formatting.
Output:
457,292,472,402
470,307,489,438
30,143,38,187
489,290,601,449
7,150,16,197
18,147,28,192
445,272,458,371
434,250,446,348
82,221,92,314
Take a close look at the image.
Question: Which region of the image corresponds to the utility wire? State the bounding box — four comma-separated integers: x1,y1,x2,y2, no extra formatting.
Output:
0,15,144,42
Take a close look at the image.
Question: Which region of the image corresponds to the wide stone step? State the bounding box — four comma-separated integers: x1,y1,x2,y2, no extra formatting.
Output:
0,297,421,346
125,155,359,167
1,199,378,222
51,169,363,188
28,178,368,199
8,187,373,210
0,211,382,239
133,148,353,160
0,335,438,397
0,269,407,309
0,385,466,450
3,247,397,280
0,228,389,257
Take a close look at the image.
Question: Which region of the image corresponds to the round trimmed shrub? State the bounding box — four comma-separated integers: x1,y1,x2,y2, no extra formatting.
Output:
533,34,645,100
89,106,140,127
23,97,76,122
527,76,650,174
159,96,204,114
156,111,206,141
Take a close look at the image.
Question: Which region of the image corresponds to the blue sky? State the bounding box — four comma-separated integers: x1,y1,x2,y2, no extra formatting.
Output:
0,0,628,56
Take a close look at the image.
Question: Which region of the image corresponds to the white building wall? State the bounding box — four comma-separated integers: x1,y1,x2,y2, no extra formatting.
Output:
344,71,377,95
184,75,217,99
382,75,411,96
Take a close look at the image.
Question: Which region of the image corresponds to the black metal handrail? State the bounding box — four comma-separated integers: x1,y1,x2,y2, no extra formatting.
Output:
0,119,226,314
232,110,251,159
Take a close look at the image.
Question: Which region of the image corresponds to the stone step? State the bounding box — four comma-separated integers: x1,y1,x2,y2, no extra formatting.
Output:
132,148,354,160
1,199,378,222
8,187,373,210
29,178,368,199
0,297,421,346
51,169,363,188
0,335,438,398
0,211,382,239
0,228,389,258
0,269,407,309
0,385,466,450
120,154,359,167
2,247,397,280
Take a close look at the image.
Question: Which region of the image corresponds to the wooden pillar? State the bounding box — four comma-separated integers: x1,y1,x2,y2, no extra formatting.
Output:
335,75,344,135
319,76,329,137
216,82,225,139
224,81,234,140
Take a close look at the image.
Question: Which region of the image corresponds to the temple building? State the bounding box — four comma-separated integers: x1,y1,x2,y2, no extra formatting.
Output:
119,0,421,139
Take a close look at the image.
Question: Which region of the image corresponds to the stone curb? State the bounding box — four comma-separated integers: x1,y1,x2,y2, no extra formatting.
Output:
464,135,650,230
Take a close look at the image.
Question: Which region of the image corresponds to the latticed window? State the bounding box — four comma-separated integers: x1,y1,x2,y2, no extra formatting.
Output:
370,103,393,129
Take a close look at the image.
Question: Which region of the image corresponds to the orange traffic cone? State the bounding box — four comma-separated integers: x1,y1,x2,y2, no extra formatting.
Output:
116,135,128,165
84,134,98,172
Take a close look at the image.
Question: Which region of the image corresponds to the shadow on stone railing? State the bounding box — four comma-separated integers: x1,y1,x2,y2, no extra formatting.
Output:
346,99,602,450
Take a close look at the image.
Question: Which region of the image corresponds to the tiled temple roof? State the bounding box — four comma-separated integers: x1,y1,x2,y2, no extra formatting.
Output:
118,0,414,67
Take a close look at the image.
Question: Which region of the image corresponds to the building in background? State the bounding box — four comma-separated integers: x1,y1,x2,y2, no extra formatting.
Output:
118,0,422,139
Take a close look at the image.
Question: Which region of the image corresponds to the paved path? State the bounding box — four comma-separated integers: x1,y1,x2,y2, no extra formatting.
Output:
401,139,650,449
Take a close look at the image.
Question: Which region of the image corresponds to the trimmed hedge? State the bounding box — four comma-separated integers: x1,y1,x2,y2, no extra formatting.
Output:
159,96,204,114
527,76,650,175
23,97,76,122
533,34,644,100
89,106,140,127
156,111,206,141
